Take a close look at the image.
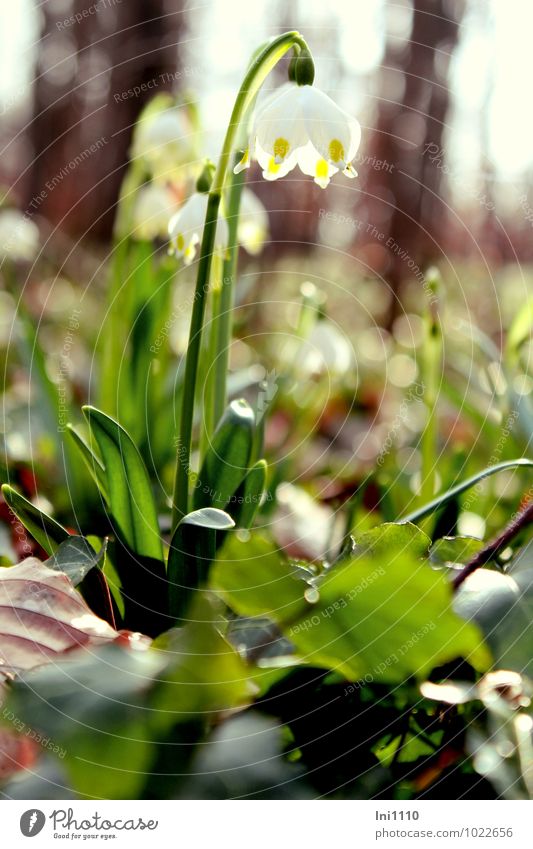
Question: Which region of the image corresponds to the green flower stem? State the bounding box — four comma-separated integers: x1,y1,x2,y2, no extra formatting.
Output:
172,31,311,529
200,253,223,463
213,162,245,425
420,310,442,515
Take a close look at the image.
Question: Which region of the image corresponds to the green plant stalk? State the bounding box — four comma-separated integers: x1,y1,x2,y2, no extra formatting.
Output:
213,163,245,425
200,254,223,463
171,30,311,529
420,316,442,515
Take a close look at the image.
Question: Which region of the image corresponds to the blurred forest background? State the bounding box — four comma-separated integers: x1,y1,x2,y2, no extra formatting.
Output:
2,0,533,277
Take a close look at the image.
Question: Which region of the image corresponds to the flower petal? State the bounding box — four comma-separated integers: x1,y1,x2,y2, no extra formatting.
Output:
256,142,299,181
300,86,361,171
168,193,227,263
254,84,307,166
297,142,337,189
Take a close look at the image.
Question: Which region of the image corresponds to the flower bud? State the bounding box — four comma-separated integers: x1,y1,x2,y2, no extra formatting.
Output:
293,47,315,87
196,160,216,194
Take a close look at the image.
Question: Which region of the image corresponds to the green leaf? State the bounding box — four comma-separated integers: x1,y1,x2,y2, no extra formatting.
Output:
231,459,268,528
193,399,255,511
429,536,484,567
401,459,533,525
6,641,164,799
168,508,234,621
45,535,106,586
65,424,108,499
1,484,69,555
288,550,490,682
211,533,315,623
152,595,254,719
82,406,163,561
353,522,431,560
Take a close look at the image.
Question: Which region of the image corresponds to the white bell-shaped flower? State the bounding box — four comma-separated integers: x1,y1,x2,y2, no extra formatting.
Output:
168,194,228,265
235,83,361,189
132,183,179,241
237,188,269,255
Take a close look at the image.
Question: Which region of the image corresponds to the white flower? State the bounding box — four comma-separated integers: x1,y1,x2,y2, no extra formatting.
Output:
168,194,228,265
131,108,197,184
275,482,337,561
235,83,361,189
132,183,179,241
293,320,354,377
0,209,39,262
237,188,269,255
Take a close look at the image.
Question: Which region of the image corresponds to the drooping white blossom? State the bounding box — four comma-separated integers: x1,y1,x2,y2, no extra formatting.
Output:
235,83,361,188
168,194,228,265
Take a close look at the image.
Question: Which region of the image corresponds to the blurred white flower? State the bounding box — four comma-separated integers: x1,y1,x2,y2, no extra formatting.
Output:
294,320,354,377
168,194,228,265
131,108,197,184
275,482,336,561
235,83,361,188
0,209,39,263
237,188,269,255
132,183,179,241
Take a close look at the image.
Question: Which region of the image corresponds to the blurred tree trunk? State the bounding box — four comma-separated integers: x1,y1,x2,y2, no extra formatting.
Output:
362,0,464,319
27,0,186,240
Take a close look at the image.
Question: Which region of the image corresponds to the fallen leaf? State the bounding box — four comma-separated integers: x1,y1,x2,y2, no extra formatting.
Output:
0,556,117,673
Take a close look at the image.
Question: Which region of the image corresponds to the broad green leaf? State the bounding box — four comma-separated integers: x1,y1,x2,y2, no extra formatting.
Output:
45,535,106,586
1,484,69,555
353,522,431,560
194,399,255,511
65,423,108,499
43,536,116,625
288,550,490,682
152,595,254,719
401,459,533,524
83,405,163,561
168,507,234,621
211,533,315,622
231,459,268,528
430,536,484,567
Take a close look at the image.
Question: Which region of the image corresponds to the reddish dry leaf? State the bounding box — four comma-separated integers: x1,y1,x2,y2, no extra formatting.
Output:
0,557,117,673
